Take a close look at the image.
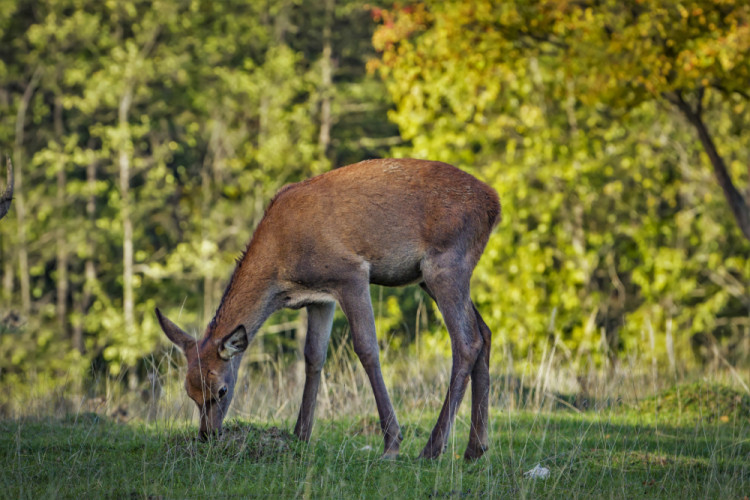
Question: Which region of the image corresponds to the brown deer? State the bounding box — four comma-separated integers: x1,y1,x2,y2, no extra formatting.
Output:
0,157,13,221
157,158,500,459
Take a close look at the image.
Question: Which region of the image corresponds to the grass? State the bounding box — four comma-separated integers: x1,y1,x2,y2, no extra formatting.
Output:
1,378,748,499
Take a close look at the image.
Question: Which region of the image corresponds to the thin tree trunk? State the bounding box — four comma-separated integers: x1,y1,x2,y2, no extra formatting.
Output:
116,26,159,344
201,121,220,324
273,0,292,43
1,158,13,302
119,87,134,336
72,151,97,354
81,158,97,352
670,90,750,241
13,68,41,317
318,0,334,161
0,157,12,220
54,96,68,338
259,94,269,153
2,248,12,302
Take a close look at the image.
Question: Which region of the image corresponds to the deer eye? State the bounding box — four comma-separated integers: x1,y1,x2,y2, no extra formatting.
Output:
218,386,228,399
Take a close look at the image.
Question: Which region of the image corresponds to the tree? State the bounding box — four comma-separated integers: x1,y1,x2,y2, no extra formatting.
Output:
0,0,410,385
377,0,750,240
552,0,750,240
372,1,750,368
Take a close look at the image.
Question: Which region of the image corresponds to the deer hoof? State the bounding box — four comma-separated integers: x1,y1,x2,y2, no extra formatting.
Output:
463,443,488,461
418,442,444,459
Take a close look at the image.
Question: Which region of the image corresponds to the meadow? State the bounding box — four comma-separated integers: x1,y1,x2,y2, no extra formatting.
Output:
2,350,748,499
2,2,750,498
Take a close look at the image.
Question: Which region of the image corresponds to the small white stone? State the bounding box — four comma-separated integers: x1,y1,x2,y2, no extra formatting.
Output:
524,464,550,480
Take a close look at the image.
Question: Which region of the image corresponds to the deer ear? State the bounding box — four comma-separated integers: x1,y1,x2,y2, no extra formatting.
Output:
218,325,248,360
155,308,195,353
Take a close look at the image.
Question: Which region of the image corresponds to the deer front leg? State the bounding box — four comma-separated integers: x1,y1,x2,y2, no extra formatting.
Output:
294,302,336,442
338,279,402,458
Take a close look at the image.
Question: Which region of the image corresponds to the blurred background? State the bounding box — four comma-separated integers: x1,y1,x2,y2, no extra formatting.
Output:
0,0,748,420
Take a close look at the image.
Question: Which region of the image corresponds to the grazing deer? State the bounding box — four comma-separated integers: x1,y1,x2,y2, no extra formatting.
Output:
0,157,13,221
157,158,500,459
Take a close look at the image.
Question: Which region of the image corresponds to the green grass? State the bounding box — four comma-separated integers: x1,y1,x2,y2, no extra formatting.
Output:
1,382,748,499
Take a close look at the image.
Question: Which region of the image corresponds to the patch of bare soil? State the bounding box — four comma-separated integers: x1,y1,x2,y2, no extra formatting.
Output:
166,421,296,462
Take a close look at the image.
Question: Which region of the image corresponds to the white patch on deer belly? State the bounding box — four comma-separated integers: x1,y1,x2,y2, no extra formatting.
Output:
284,289,336,309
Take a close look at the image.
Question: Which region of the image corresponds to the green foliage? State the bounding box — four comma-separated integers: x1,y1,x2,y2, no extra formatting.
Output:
1,0,749,387
0,0,397,380
373,0,750,368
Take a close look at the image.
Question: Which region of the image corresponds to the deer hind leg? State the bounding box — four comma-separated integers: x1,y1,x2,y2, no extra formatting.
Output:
419,260,484,459
294,302,335,442
419,284,491,459
338,278,402,458
465,303,491,459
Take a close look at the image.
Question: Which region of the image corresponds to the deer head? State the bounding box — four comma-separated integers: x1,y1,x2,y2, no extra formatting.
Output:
156,308,248,439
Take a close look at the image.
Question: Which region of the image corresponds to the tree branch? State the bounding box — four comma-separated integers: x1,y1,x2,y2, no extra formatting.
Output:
709,82,750,101
667,89,750,241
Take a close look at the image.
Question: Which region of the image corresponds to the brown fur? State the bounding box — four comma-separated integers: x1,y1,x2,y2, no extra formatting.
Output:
157,158,500,459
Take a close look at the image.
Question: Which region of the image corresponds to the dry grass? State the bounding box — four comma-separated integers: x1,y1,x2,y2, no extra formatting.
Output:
3,329,748,432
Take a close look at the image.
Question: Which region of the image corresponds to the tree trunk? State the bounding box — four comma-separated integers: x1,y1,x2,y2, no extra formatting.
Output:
1,158,13,303
116,26,159,341
54,96,69,338
273,0,292,43
690,115,750,240
81,159,97,352
0,157,13,220
72,152,97,355
318,0,334,161
2,245,12,303
201,121,220,324
13,68,41,317
119,87,134,335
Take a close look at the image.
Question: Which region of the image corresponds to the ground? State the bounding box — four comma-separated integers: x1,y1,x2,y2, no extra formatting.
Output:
1,382,748,498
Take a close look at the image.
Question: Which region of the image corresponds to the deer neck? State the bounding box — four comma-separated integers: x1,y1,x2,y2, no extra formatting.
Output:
205,248,279,345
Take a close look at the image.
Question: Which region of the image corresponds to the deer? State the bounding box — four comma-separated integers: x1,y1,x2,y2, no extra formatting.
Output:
0,157,13,221
156,158,501,460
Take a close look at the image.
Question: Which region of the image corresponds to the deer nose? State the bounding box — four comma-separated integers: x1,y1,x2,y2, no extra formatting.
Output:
199,427,223,442
217,385,228,399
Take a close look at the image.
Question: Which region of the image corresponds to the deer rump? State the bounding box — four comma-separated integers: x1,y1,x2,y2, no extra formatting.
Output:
158,158,501,460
